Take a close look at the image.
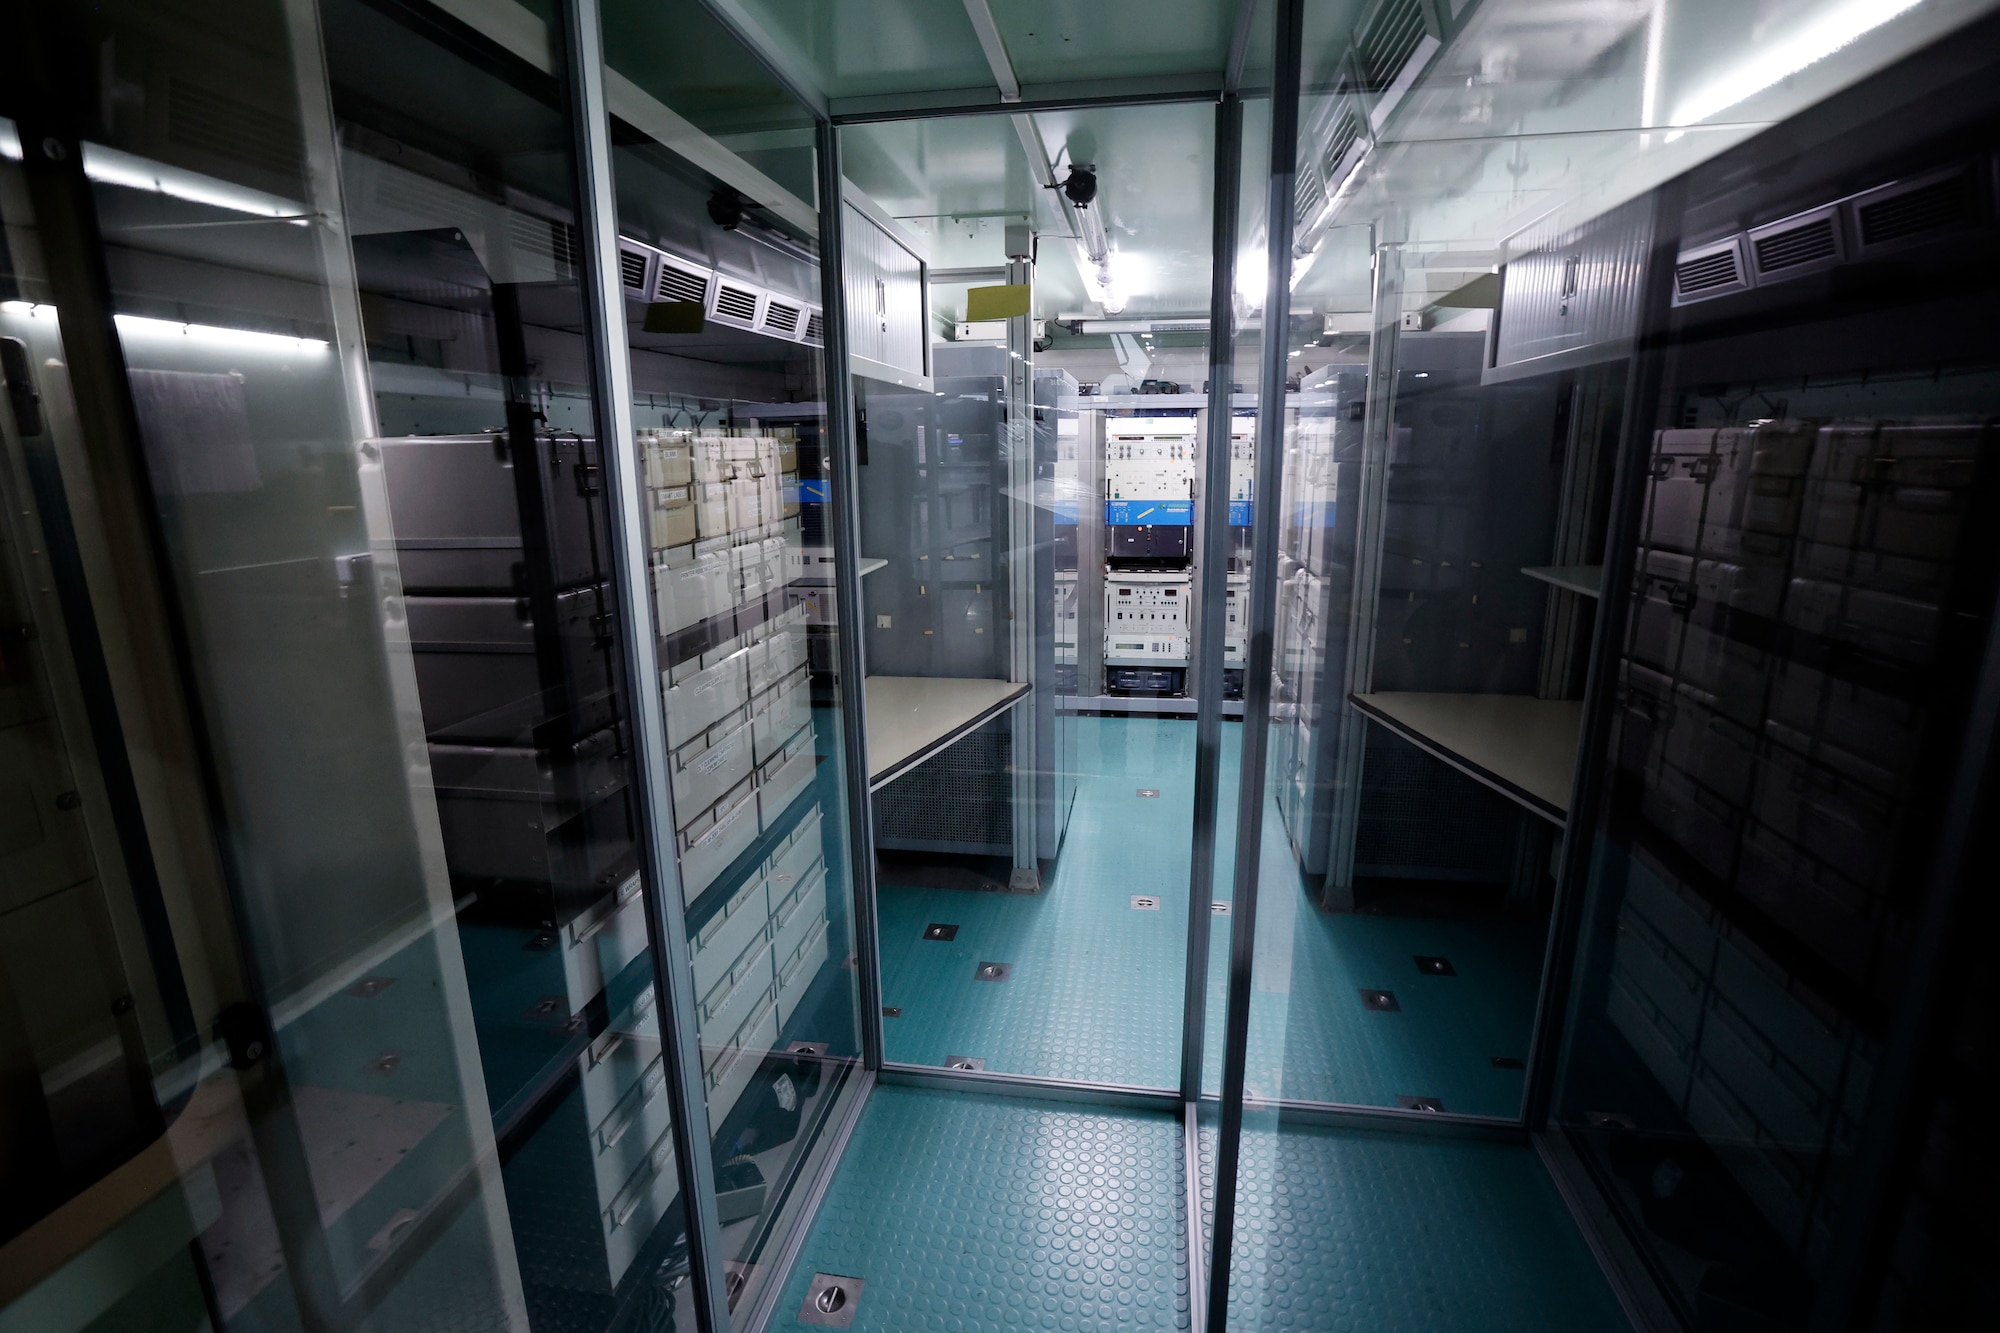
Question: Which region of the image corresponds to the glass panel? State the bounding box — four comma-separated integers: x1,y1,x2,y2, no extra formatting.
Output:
840,103,1218,1090
598,0,869,1323
1201,96,1272,1103
2,0,550,1323
0,124,193,1283
1229,19,1557,1140
1547,29,2000,1332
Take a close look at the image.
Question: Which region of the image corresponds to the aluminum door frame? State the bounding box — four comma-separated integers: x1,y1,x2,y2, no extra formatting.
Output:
1202,3,1306,1329
561,3,734,1327
1181,93,1244,1104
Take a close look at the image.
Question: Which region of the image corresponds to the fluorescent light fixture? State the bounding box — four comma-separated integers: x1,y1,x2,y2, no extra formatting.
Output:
2,123,305,224
1,301,54,319
81,141,307,220
1236,246,1268,308
114,312,328,353
1669,0,1922,127
1640,0,1667,130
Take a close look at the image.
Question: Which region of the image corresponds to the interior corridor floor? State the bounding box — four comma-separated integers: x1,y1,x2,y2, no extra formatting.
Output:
773,1084,1626,1331
877,717,1544,1116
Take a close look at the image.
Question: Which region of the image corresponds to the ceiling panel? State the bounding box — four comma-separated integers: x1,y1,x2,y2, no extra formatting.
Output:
987,0,1235,85
730,0,994,100
842,99,1221,320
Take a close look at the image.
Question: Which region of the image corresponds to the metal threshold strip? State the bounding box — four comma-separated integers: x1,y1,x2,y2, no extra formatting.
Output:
878,1062,1181,1112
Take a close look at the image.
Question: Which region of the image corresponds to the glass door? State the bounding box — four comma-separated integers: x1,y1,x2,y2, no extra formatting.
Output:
838,103,1225,1092
593,1,871,1322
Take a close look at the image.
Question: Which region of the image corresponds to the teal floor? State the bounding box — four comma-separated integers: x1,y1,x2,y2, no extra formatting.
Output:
879,717,1542,1116
775,1084,1627,1332
774,1085,1190,1331
1197,1118,1629,1332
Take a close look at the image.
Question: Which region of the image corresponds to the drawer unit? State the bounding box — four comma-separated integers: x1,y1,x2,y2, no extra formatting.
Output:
648,484,696,550
429,727,624,811
775,914,829,1027
653,543,732,636
640,430,694,488
556,874,649,1012
668,711,755,827
581,986,660,1129
698,933,773,1049
407,586,614,738
705,991,780,1129
588,1052,671,1201
601,1117,678,1286
693,481,732,538
664,649,749,747
430,776,634,903
691,872,769,1000
765,807,825,898
377,432,607,593
734,537,771,608
1642,428,1717,554
752,667,813,763
771,864,828,965
678,778,758,900
757,729,816,830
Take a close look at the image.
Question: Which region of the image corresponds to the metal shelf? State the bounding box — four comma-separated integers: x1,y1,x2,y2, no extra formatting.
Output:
1349,692,1582,825
864,676,1029,791
1521,564,1603,599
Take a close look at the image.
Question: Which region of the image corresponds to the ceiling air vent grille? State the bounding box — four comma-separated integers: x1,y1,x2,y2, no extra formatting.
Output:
1295,170,1325,228
803,311,824,344
1747,206,1843,284
762,300,802,337
656,258,708,306
619,245,650,294
1357,0,1427,92
1673,238,1748,304
1855,167,1979,250
1754,217,1836,271
712,282,760,325
167,77,302,178
549,221,579,276
1323,109,1363,185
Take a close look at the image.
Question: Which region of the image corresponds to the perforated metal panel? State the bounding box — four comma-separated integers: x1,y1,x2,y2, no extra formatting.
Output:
1354,734,1516,879
874,714,1012,852
1493,196,1653,370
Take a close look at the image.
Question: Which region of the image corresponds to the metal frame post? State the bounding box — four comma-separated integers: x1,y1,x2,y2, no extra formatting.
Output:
1321,235,1399,907
1521,188,1680,1130
814,120,888,1074
1182,93,1244,1102
559,3,729,1328
1006,241,1040,889
1206,1,1304,1328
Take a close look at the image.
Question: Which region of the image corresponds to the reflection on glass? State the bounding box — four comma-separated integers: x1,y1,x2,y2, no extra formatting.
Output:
601,0,866,1323
1547,40,2000,1325
0,161,184,1283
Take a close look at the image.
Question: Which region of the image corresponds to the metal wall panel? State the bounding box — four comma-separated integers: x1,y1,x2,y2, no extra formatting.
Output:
1491,197,1653,375
842,200,926,379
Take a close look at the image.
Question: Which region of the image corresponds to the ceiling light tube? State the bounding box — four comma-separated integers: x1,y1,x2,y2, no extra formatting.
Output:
1669,0,1921,127
1065,317,1211,335
81,141,307,220
113,312,329,353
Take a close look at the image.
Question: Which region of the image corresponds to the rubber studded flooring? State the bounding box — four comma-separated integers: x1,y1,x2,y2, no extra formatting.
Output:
878,717,1542,1115
774,1085,1628,1332
1194,1119,1629,1332
773,1085,1190,1331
